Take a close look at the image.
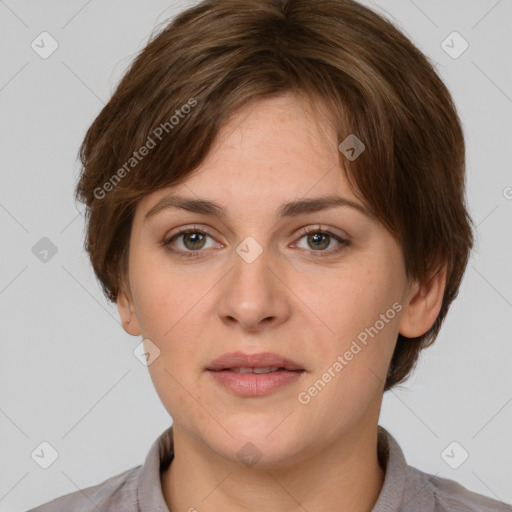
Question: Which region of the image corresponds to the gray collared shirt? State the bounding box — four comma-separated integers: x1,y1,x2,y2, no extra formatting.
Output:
27,425,511,511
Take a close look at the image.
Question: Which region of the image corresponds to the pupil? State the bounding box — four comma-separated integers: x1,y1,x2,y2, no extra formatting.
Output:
185,232,205,250
309,233,329,250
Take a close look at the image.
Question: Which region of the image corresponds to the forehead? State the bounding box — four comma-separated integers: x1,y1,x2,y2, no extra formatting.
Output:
209,92,338,166
137,93,360,215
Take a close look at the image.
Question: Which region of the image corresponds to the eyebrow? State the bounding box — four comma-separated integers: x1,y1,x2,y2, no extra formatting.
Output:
144,194,374,222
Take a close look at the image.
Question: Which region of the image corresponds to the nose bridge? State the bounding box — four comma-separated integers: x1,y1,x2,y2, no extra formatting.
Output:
216,236,290,330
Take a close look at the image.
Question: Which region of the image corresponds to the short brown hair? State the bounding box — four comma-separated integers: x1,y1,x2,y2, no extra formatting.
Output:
76,0,474,391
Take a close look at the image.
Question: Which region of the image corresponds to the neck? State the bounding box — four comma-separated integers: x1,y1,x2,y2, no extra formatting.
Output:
161,421,385,512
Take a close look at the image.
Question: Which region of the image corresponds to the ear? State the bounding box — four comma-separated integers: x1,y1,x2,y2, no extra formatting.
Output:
398,262,447,338
117,284,141,336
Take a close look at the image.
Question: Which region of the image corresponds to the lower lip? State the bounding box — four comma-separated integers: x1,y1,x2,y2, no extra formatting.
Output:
208,369,304,397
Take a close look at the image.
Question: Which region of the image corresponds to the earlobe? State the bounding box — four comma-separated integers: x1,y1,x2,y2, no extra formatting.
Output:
398,263,447,338
117,287,141,336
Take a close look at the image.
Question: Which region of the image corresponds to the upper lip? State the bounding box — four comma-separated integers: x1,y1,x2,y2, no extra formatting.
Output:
206,351,304,371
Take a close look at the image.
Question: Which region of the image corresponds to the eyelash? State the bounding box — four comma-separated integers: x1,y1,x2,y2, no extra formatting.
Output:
162,225,350,259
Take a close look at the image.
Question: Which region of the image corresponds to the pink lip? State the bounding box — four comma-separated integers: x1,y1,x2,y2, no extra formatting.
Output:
206,351,305,397
206,351,304,371
209,369,304,397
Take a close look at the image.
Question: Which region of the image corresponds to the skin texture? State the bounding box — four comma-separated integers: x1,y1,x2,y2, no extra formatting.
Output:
118,93,446,512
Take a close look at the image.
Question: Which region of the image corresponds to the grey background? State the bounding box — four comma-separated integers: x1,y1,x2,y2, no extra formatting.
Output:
0,1,511,510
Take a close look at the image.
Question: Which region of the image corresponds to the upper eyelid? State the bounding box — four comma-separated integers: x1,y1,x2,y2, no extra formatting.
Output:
164,225,216,240
164,225,349,248
165,224,347,237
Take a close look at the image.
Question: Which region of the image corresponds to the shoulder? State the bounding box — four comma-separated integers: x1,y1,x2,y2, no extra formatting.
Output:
406,465,512,512
26,465,141,512
377,426,511,512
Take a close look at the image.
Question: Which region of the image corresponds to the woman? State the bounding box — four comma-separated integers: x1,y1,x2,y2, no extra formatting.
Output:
28,0,511,510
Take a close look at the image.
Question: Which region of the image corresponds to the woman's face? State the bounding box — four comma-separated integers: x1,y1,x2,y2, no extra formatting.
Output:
119,93,419,466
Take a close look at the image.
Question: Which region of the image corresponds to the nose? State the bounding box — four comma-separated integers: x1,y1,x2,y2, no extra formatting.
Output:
216,244,292,333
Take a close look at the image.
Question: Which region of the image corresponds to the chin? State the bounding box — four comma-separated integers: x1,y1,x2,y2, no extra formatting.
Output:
206,420,309,469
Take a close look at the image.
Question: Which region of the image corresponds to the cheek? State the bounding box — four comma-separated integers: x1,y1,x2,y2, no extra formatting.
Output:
294,269,401,433
293,256,403,398
294,258,402,343
128,249,199,338
145,360,194,426
129,251,213,367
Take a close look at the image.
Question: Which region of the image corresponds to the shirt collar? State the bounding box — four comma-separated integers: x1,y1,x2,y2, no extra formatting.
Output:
137,425,174,511
137,424,417,512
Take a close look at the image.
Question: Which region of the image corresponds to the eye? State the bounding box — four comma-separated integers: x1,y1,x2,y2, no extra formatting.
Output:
162,225,350,259
162,226,220,258
293,226,350,255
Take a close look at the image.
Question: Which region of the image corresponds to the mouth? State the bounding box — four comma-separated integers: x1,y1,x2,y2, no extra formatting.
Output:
206,352,305,396
211,367,297,374
206,351,305,372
